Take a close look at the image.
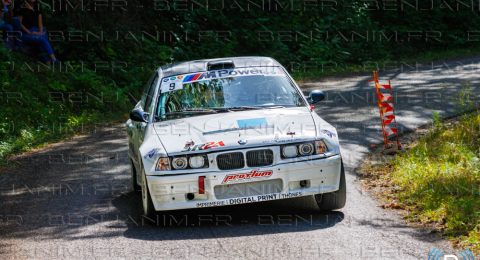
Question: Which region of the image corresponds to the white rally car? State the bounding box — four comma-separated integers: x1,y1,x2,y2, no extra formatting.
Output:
126,57,345,216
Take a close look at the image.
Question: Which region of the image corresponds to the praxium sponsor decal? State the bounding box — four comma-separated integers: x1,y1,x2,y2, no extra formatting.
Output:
222,170,273,184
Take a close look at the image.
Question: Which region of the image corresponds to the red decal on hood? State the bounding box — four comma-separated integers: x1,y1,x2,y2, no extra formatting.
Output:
183,141,225,152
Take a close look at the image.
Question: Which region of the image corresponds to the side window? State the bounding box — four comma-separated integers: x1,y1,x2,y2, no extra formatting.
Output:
144,73,159,112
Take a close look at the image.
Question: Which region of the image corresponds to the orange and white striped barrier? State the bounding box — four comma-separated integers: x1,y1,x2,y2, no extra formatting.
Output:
371,71,401,150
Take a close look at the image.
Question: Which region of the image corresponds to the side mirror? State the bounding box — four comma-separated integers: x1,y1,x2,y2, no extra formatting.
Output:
308,90,326,104
130,109,149,123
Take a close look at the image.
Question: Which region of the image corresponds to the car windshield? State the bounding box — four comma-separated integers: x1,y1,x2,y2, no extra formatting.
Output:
155,67,305,121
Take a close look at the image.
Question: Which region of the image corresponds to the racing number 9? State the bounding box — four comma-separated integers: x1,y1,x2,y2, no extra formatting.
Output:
169,83,176,91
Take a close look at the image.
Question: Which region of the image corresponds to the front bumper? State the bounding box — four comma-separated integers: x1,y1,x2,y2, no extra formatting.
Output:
146,155,342,211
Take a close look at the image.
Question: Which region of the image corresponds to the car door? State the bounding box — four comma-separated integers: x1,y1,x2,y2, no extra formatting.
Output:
128,71,159,169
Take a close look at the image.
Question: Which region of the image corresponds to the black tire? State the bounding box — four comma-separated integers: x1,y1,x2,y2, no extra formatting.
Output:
130,159,141,192
141,170,156,218
315,161,346,211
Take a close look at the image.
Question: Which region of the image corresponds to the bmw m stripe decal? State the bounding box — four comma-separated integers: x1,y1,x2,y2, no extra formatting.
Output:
183,73,201,83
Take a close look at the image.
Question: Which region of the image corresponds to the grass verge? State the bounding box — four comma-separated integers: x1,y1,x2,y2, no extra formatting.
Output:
360,112,480,254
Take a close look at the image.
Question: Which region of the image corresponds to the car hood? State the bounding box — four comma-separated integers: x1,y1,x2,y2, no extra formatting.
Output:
152,107,319,155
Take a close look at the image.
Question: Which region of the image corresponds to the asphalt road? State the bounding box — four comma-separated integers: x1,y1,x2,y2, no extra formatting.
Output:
1,57,480,259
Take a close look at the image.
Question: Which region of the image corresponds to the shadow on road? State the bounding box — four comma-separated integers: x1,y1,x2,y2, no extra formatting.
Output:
112,191,345,241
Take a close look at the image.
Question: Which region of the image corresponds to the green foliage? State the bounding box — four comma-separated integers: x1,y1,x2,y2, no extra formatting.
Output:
389,113,480,253
34,0,480,67
432,111,441,129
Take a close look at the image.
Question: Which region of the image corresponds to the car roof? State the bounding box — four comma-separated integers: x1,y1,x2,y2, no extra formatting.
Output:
158,56,282,78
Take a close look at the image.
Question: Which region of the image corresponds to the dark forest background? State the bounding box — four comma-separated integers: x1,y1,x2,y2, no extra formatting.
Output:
2,0,480,159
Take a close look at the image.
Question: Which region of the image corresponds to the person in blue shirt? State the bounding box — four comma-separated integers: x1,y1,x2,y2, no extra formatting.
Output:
0,0,13,49
18,0,57,63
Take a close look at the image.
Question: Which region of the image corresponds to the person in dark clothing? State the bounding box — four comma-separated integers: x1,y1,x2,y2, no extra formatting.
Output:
0,0,13,49
18,0,57,62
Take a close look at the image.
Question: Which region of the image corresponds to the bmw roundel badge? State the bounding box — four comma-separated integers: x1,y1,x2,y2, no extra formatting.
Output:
238,139,248,145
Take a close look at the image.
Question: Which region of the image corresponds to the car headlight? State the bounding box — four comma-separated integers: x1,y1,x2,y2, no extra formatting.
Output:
189,155,205,169
298,143,315,156
155,156,171,171
282,145,298,158
315,140,328,154
172,157,188,170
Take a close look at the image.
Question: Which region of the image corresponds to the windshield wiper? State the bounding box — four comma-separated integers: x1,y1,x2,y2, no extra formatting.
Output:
258,105,287,109
165,108,218,115
211,106,263,112
213,105,289,112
